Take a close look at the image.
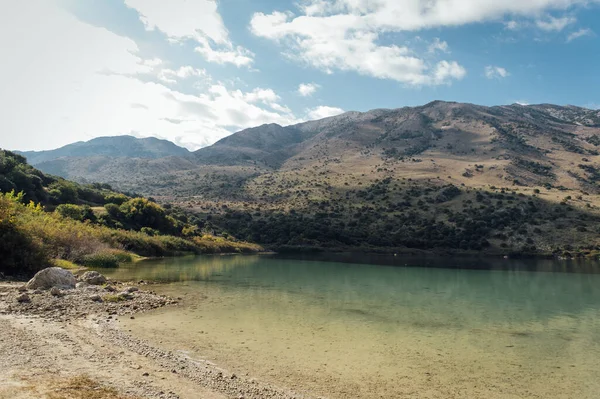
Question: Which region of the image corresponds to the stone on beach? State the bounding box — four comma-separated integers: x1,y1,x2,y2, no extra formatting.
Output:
16,293,31,303
80,271,107,285
26,267,76,290
118,292,134,300
89,294,103,302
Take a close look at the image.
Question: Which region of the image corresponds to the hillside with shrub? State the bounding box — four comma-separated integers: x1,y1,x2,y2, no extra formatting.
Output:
12,101,600,258
0,150,261,277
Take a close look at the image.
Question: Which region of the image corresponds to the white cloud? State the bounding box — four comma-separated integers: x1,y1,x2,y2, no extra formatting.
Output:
250,11,465,86
485,65,510,79
428,38,449,53
306,106,345,119
434,61,467,84
505,20,521,30
194,37,254,67
567,28,594,42
124,0,228,43
251,1,596,85
241,88,281,104
535,15,577,31
0,1,296,151
125,0,254,67
157,66,207,84
297,83,321,96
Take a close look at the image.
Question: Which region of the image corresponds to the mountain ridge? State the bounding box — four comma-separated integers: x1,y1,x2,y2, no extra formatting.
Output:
9,101,600,196
4,100,600,255
16,135,190,165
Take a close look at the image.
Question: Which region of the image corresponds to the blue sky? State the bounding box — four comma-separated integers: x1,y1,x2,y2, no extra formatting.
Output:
1,0,599,151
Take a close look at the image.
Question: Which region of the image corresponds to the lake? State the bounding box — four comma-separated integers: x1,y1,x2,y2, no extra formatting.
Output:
101,254,600,398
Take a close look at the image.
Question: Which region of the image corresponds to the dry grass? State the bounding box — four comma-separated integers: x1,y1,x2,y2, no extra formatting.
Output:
51,259,80,270
0,376,141,399
46,376,139,399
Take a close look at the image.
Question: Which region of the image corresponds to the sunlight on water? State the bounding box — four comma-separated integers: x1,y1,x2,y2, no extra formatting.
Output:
103,255,600,398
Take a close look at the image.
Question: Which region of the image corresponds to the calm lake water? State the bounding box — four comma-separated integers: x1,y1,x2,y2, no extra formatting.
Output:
101,254,600,398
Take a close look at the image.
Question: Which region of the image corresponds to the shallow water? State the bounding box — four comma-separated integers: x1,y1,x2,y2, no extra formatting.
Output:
102,255,600,398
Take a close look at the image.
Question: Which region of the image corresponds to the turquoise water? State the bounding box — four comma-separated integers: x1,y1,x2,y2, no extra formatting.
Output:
103,255,600,398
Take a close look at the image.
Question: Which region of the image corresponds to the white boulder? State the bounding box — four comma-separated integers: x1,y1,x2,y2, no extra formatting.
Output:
26,267,76,290
80,271,107,286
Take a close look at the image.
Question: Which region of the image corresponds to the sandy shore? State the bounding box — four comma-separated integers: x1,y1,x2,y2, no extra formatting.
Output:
0,281,316,399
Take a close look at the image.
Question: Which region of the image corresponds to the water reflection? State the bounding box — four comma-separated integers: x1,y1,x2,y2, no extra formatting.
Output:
102,254,600,399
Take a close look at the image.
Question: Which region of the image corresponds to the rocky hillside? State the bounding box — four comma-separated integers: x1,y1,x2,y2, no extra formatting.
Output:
193,101,600,194
18,102,600,196
16,136,192,183
19,135,190,164
191,101,600,256
12,101,600,256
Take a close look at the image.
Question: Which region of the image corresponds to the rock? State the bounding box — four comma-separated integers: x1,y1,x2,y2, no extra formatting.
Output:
26,267,76,290
125,286,139,293
76,282,89,289
118,292,133,300
17,285,27,292
104,285,117,292
50,287,62,297
89,294,102,302
16,293,31,303
80,271,107,286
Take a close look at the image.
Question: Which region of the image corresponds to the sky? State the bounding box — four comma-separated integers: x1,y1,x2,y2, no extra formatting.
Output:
1,0,599,151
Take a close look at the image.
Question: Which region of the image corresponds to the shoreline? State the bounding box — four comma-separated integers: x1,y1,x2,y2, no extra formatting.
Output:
0,280,315,399
269,245,600,260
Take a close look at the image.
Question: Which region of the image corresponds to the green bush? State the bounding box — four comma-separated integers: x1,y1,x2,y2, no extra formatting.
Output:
119,198,168,229
0,151,48,203
104,203,122,218
103,193,129,205
80,252,120,268
48,181,79,204
55,204,96,222
0,192,49,275
141,227,159,236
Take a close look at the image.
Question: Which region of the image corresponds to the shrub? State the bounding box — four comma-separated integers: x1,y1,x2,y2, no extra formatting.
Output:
111,250,133,263
55,204,96,222
0,190,262,273
140,227,159,236
48,181,79,204
103,193,129,205
104,203,122,218
80,252,120,268
0,192,49,276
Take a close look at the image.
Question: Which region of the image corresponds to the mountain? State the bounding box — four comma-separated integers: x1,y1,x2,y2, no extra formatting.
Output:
12,101,600,255
191,101,600,192
17,135,190,165
15,135,192,185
